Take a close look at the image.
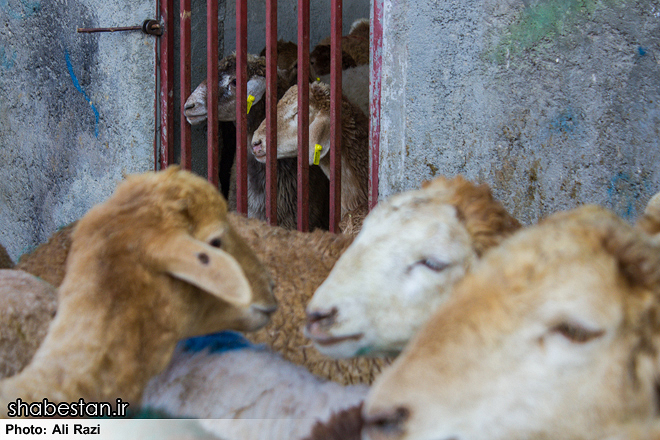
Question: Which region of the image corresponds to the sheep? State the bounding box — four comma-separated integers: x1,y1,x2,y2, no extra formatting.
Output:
637,190,660,237
4,211,389,386
301,404,363,440
309,44,357,78
363,205,660,440
316,18,370,67
259,39,302,86
251,81,369,221
0,244,13,269
141,331,368,440
318,64,370,117
0,270,57,379
14,223,76,287
305,175,521,359
0,166,276,414
184,53,330,231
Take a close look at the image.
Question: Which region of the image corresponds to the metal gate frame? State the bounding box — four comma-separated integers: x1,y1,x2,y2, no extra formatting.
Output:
156,0,383,232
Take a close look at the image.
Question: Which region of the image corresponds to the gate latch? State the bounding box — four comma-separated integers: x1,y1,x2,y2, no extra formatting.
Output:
77,19,162,36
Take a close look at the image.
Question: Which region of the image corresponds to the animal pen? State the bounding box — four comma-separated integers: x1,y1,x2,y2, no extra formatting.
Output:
156,0,382,232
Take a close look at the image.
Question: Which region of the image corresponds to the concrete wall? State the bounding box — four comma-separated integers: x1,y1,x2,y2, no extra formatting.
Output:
0,0,155,262
378,0,660,225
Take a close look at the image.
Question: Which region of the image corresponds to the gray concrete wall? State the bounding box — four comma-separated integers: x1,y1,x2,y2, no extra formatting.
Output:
0,0,155,262
378,0,660,225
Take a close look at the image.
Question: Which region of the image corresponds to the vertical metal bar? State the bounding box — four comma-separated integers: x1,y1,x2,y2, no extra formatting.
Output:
329,0,342,233
297,0,310,232
265,0,278,225
369,0,383,210
207,0,219,186
235,0,248,214
159,0,175,170
180,0,192,171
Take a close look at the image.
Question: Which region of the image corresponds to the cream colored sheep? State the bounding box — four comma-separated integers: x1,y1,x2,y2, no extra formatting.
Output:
0,270,56,379
0,166,276,416
252,82,369,220
363,205,660,440
306,176,521,358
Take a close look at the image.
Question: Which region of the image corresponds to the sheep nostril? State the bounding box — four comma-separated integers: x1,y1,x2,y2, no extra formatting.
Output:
363,406,410,438
184,102,195,110
306,307,338,327
252,139,262,147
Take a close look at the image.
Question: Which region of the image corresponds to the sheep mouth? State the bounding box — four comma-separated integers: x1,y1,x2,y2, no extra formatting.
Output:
185,114,208,125
251,145,267,161
310,332,364,347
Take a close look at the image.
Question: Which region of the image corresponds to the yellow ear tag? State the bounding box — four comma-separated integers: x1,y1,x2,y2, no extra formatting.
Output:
316,77,321,82
247,95,255,114
313,144,323,165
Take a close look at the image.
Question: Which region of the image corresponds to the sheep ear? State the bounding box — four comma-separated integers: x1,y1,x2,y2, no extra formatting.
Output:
157,234,252,307
247,77,267,105
309,113,331,163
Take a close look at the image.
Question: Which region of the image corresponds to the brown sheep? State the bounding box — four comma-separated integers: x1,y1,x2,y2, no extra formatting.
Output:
0,244,13,269
317,18,370,66
0,167,276,416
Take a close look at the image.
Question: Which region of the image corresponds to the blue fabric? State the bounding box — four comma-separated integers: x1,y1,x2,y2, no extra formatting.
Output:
180,330,253,354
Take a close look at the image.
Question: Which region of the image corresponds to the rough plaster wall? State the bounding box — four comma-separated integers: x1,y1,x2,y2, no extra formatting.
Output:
379,0,660,225
223,0,371,54
0,0,155,261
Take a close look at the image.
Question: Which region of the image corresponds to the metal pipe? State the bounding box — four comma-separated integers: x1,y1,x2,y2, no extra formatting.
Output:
369,0,383,209
235,0,248,213
159,0,175,170
297,0,310,232
329,0,342,232
207,0,219,186
265,0,278,226
180,0,192,171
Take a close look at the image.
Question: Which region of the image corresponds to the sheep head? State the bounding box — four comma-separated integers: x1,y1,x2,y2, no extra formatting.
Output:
304,176,520,358
63,166,276,337
183,54,268,126
363,205,660,440
251,82,332,166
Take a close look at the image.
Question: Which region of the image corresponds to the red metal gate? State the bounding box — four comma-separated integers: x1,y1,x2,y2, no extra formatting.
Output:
156,0,382,232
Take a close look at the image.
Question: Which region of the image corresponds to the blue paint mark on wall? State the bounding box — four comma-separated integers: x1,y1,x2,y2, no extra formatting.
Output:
0,0,41,20
0,46,16,69
608,172,636,220
550,108,579,134
65,49,99,137
181,331,254,354
638,46,647,57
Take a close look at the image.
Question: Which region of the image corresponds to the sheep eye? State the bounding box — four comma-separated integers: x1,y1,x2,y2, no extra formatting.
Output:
418,258,449,272
209,238,222,248
551,322,604,344
230,78,237,87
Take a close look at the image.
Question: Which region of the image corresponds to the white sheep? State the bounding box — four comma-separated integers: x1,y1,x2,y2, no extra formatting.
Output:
304,176,521,358
319,64,370,117
0,166,276,415
251,81,369,220
184,53,330,231
363,205,660,440
141,331,368,440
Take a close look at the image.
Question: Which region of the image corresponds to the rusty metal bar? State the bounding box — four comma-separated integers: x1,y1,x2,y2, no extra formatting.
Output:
77,26,141,33
180,0,192,171
329,0,342,232
265,0,278,226
297,0,310,232
159,0,175,170
207,0,219,186
369,0,383,209
235,0,248,213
